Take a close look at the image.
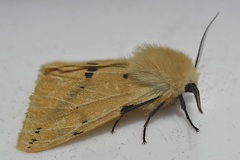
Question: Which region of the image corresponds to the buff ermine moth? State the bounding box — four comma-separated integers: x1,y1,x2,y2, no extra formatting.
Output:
17,13,219,152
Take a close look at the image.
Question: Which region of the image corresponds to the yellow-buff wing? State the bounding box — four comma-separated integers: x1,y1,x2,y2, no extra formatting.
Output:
17,59,159,152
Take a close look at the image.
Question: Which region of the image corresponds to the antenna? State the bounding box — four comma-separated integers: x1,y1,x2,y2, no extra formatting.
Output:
195,12,219,68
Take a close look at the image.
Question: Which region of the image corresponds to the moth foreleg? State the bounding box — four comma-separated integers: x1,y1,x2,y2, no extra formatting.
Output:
143,102,164,144
111,115,123,133
179,94,200,132
112,97,159,134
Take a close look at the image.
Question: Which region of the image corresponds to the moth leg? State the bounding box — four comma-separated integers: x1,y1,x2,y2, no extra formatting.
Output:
143,102,164,144
111,115,123,133
184,83,203,113
112,97,159,134
178,94,200,132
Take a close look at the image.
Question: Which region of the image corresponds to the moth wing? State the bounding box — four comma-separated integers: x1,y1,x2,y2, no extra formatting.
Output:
17,60,157,152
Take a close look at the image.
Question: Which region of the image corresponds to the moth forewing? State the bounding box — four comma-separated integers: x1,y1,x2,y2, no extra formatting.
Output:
17,60,160,152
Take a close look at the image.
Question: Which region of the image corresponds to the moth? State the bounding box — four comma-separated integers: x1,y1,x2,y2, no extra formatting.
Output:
17,13,218,152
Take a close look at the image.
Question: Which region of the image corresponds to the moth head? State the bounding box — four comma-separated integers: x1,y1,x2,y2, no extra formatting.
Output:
181,12,219,113
129,45,199,98
184,82,202,113
130,12,219,113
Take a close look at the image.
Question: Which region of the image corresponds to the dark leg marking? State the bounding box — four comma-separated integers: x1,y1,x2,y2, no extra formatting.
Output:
121,97,159,115
111,96,159,133
143,102,164,144
178,94,200,132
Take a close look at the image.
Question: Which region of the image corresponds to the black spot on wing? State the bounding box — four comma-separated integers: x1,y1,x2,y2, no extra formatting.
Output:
29,138,37,144
69,86,85,98
35,128,41,134
73,131,84,136
85,72,93,78
85,65,98,78
69,93,77,98
82,120,88,124
32,138,37,142
123,74,128,79
87,66,98,72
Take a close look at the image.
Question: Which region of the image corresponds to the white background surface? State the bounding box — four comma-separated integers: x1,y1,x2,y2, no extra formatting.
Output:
1,1,240,160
